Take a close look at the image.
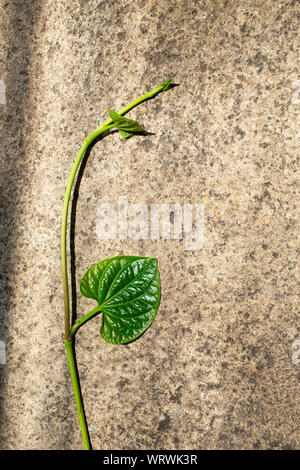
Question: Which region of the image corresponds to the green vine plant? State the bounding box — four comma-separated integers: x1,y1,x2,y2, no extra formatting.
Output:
61,78,174,450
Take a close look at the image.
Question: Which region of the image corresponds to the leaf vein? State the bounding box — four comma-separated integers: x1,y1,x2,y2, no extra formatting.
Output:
103,258,154,305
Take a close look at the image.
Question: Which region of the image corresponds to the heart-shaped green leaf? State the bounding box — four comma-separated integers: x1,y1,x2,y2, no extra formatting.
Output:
80,256,161,344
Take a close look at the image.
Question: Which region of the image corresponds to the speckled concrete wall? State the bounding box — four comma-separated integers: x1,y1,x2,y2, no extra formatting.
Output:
0,0,299,450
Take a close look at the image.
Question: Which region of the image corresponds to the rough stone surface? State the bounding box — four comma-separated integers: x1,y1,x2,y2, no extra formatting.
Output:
0,0,299,450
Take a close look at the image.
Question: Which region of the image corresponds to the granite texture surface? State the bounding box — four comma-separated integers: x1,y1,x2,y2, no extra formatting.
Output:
0,0,299,450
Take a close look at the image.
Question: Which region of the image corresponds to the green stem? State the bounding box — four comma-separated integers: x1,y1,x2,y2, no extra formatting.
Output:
61,140,88,341
61,126,113,341
70,305,103,339
64,339,91,450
